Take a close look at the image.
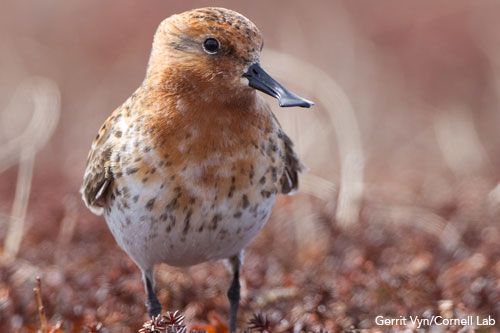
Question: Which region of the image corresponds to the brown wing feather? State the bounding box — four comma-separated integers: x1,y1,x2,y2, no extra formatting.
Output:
279,132,302,194
269,112,303,194
80,122,115,216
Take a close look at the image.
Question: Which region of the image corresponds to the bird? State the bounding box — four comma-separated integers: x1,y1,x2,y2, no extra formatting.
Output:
80,7,313,332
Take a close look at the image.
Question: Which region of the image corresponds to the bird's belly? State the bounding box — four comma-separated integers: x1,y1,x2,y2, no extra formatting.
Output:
104,178,276,269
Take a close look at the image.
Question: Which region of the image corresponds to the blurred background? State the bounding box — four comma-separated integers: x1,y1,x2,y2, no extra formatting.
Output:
0,0,499,332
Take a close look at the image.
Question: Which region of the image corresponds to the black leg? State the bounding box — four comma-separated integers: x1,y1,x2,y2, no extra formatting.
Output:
227,254,242,333
142,269,162,317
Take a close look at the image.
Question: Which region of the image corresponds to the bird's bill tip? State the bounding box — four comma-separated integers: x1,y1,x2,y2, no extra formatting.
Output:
243,63,314,109
278,94,314,108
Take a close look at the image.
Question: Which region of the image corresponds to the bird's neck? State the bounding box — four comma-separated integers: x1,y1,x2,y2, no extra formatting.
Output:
136,84,271,163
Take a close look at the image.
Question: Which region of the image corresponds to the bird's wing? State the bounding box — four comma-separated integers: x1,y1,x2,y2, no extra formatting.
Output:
269,112,303,195
279,131,303,194
80,118,116,216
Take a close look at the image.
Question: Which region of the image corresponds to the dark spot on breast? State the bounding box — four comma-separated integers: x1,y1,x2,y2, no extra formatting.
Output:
122,186,129,196
142,177,149,183
241,194,250,209
219,228,228,240
261,190,272,198
165,197,179,210
133,195,139,203
122,200,129,209
210,214,222,230
233,211,242,218
249,166,255,183
182,209,193,235
114,130,122,138
145,198,155,211
143,146,151,153
228,185,236,198
126,167,139,175
259,176,266,185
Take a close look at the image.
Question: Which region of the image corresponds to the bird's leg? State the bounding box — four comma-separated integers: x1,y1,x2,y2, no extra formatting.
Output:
227,253,243,333
142,269,162,317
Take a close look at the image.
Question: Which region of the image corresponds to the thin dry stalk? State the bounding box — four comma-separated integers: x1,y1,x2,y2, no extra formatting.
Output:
1,77,60,260
34,276,49,333
4,149,35,260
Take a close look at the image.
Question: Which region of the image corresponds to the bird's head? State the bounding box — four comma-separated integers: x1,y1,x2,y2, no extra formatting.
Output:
146,7,313,108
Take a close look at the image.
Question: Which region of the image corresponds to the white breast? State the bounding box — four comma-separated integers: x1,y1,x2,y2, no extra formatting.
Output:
104,179,275,270
104,147,278,270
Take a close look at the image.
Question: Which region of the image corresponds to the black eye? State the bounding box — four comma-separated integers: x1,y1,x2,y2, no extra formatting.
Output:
203,37,220,54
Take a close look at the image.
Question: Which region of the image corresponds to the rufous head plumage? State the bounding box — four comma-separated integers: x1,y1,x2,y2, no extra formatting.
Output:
145,7,313,108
